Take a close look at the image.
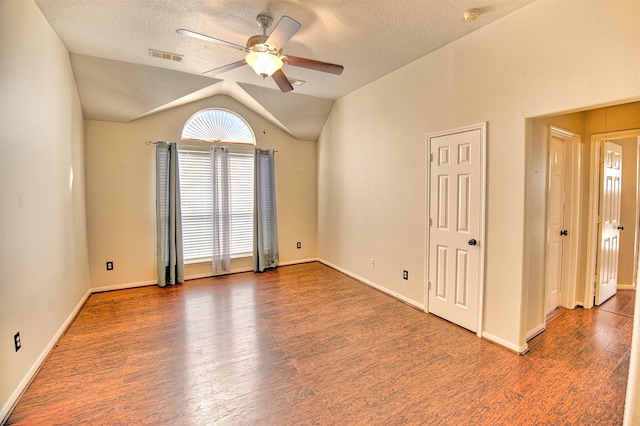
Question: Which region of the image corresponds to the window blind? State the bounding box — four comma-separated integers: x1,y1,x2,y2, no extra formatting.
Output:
228,152,254,256
178,148,254,262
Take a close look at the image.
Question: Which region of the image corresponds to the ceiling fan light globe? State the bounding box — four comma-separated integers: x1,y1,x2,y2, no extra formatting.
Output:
246,52,283,77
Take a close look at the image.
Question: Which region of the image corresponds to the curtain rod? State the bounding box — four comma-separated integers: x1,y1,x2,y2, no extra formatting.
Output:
146,140,277,152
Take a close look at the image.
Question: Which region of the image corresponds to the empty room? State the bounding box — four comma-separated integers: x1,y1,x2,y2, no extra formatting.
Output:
1,0,640,424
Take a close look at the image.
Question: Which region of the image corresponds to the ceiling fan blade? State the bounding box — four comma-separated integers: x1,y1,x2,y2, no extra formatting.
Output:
265,16,301,51
202,60,247,76
283,55,344,75
272,69,294,93
176,29,246,51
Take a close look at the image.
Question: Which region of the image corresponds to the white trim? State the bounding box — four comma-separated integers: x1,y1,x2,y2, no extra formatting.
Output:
633,135,640,288
318,259,425,311
585,136,601,309
478,123,487,339
0,289,92,424
184,272,217,280
91,280,156,293
185,268,253,281
183,258,320,281
425,122,487,338
618,284,636,291
526,324,546,341
482,331,529,354
280,258,319,266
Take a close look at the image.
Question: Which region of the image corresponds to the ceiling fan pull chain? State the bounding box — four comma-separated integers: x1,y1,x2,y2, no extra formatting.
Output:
262,76,267,135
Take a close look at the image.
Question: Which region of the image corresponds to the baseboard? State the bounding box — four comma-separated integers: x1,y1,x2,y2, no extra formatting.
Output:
526,324,546,341
280,258,319,266
91,280,156,293
482,331,529,355
618,283,636,291
318,259,425,311
92,260,322,291
183,259,320,281
1,288,92,425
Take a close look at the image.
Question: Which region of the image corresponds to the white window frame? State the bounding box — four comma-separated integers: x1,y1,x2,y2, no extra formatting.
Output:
178,108,256,264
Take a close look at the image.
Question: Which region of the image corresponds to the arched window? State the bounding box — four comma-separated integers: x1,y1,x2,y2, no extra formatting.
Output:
181,108,255,144
178,109,255,263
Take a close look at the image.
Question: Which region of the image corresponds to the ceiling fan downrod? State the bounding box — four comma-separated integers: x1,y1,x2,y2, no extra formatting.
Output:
256,14,273,33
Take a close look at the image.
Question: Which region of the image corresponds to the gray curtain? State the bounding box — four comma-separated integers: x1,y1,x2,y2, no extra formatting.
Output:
254,149,279,272
211,146,231,274
156,142,184,287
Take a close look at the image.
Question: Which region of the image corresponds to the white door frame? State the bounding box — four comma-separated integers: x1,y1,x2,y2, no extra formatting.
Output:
585,129,640,308
634,136,640,289
544,126,581,315
424,122,487,337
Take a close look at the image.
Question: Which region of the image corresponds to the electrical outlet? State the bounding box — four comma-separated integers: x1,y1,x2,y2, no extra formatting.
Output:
296,242,301,249
106,261,114,271
14,332,21,352
403,270,409,280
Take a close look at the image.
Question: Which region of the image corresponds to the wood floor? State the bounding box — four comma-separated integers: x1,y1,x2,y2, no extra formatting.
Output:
6,262,635,425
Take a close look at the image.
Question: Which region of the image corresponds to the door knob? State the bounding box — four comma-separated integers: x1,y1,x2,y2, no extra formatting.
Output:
468,239,477,246
618,226,624,231
560,230,568,236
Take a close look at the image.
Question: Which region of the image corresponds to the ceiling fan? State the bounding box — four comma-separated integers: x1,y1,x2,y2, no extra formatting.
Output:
177,14,344,93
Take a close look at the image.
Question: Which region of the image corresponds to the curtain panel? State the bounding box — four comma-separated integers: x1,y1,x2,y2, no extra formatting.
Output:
211,146,231,274
254,149,279,272
155,142,184,287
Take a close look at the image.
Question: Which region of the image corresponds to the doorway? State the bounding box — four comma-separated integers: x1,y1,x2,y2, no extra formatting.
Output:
526,101,640,341
585,130,640,308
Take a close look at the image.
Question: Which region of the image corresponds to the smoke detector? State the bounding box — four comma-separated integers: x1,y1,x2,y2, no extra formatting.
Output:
463,9,480,22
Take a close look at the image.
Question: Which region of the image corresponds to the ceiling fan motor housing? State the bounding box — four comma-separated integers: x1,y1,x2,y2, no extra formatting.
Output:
247,35,275,53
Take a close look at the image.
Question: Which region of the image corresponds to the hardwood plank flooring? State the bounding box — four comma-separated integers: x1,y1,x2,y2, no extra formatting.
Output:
6,263,635,425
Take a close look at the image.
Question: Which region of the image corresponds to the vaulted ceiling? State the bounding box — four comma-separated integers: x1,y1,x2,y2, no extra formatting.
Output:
34,0,534,141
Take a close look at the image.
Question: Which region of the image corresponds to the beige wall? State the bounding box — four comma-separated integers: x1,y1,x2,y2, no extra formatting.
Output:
0,0,91,418
318,0,640,352
85,95,318,288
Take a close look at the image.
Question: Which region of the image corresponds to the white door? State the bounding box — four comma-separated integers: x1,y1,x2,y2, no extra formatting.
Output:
427,125,484,333
544,135,566,315
595,141,623,305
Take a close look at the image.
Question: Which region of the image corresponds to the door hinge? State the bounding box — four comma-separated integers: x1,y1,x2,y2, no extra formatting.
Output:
428,281,432,290
429,218,433,226
430,153,434,162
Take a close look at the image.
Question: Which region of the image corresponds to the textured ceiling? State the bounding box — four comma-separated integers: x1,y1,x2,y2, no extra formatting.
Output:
34,0,535,141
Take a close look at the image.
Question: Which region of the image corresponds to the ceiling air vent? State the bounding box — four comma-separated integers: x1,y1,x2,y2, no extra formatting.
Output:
149,49,183,62
288,77,305,87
